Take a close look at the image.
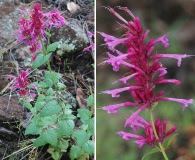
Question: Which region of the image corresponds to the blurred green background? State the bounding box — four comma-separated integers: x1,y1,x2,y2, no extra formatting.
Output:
96,1,195,160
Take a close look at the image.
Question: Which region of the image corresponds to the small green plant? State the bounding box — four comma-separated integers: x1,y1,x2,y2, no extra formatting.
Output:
23,71,94,160
7,3,94,160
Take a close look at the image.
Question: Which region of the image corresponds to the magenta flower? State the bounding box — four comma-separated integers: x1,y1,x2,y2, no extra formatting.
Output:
44,9,66,28
100,7,193,128
15,3,45,53
15,3,66,53
118,119,177,148
9,69,35,97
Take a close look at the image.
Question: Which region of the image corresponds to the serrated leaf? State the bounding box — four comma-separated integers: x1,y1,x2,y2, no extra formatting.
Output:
57,82,66,90
72,130,90,146
37,82,48,88
33,135,47,147
87,118,94,135
39,115,58,128
35,101,45,110
87,95,94,107
70,145,83,160
59,139,69,150
58,120,74,136
77,109,92,122
42,128,58,146
47,42,59,52
25,120,41,135
51,151,60,160
46,88,54,96
37,94,45,102
141,147,160,160
40,100,61,117
78,153,89,160
163,133,178,148
32,52,52,69
82,140,94,155
44,71,61,87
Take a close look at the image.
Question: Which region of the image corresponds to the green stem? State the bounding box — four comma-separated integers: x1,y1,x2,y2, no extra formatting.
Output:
149,110,169,160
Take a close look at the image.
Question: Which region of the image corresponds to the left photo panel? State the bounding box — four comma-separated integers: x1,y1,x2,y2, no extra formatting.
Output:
0,0,94,160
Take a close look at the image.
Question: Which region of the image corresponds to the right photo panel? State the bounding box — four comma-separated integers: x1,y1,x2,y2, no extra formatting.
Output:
96,1,195,160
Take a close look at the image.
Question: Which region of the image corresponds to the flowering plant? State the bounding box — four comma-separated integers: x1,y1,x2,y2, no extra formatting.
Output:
99,6,193,159
7,3,94,160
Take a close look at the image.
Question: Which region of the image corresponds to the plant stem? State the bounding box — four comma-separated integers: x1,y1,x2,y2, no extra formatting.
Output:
149,110,169,160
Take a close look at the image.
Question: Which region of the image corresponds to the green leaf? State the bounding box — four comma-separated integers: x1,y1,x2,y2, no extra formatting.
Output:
37,94,45,102
87,95,94,107
44,71,61,87
57,82,66,90
24,102,32,110
37,82,48,88
46,88,54,96
59,139,69,151
25,120,41,135
141,147,160,160
35,101,45,111
51,151,60,160
72,130,90,146
70,145,83,160
82,140,94,155
77,109,92,122
32,52,52,69
42,128,58,146
78,153,89,160
40,100,61,117
163,133,178,148
33,135,47,147
87,118,94,135
47,42,59,53
39,115,58,128
58,120,74,136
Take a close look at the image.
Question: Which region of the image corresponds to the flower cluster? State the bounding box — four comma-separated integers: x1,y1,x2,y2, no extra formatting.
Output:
9,69,36,97
118,115,177,148
100,7,193,148
15,3,66,53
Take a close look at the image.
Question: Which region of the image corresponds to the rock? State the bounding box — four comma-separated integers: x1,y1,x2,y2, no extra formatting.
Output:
51,18,89,56
0,96,25,121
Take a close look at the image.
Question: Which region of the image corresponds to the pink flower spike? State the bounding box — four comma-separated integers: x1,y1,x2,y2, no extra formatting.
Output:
102,102,137,114
158,97,193,110
153,34,169,48
102,86,141,98
152,54,189,67
125,103,149,127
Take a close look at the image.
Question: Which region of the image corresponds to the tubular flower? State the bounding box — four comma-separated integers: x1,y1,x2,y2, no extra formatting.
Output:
118,118,177,148
9,69,35,97
15,3,66,53
100,7,193,127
